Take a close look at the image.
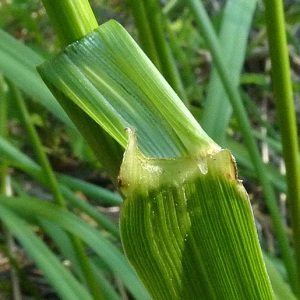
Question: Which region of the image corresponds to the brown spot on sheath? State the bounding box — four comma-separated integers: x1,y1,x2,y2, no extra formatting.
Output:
117,176,123,189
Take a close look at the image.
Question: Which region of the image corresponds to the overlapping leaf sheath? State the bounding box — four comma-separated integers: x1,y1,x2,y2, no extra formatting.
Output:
119,130,273,299
38,20,274,299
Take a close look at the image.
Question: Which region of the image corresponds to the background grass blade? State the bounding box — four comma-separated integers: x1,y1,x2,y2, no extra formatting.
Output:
58,175,122,206
0,196,151,300
200,0,257,145
0,29,72,126
0,204,92,300
263,253,297,299
0,135,121,236
39,219,121,300
0,134,122,206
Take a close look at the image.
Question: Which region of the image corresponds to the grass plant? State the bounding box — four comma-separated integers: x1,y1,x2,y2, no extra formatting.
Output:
0,0,299,299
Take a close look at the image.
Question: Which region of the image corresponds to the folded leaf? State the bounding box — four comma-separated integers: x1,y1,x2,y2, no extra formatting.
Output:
38,20,218,160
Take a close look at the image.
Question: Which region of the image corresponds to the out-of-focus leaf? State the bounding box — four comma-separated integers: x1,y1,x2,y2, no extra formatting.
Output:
0,29,72,126
0,135,122,206
263,253,297,300
201,0,257,145
0,204,92,300
0,195,150,300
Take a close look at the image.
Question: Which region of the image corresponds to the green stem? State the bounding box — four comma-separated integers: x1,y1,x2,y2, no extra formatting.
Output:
41,0,123,185
0,77,8,195
8,81,103,299
8,82,65,208
41,0,98,47
186,0,297,293
264,0,300,296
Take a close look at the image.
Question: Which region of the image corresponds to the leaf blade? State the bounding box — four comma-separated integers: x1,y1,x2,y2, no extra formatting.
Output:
0,196,150,300
0,204,92,300
38,20,218,159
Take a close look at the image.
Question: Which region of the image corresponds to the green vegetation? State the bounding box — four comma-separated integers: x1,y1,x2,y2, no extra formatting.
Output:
0,0,299,299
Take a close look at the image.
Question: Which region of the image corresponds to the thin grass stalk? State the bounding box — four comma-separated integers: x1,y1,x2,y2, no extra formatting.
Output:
0,78,22,300
264,0,300,295
185,0,296,291
7,81,66,208
5,178,22,300
0,77,8,195
7,81,103,299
